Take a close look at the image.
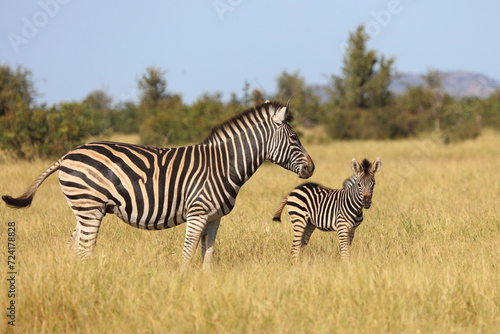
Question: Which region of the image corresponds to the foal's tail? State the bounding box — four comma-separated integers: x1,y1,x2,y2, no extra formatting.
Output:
2,160,62,208
272,196,288,222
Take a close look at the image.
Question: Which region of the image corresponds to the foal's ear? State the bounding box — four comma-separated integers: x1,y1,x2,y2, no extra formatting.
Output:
371,157,381,173
351,158,361,173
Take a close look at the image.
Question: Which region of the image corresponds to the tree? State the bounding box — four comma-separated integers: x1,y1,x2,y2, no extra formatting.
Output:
0,65,111,158
330,25,396,109
476,89,500,131
275,70,322,127
0,65,36,115
84,89,113,111
189,92,228,140
83,89,115,132
136,66,184,145
137,66,168,109
422,69,446,134
139,94,187,146
111,101,140,134
395,85,434,134
240,81,267,108
325,25,399,140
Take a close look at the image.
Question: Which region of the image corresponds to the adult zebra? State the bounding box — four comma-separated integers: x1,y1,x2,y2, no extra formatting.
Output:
273,158,381,262
3,101,314,269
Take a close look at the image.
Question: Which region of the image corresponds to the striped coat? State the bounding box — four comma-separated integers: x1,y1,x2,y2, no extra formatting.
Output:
3,101,315,269
273,158,381,261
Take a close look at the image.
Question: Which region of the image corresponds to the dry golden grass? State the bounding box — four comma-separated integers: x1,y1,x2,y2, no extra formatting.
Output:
1,132,499,333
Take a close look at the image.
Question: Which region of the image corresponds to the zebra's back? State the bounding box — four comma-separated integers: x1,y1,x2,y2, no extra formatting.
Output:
285,182,345,231
59,141,211,230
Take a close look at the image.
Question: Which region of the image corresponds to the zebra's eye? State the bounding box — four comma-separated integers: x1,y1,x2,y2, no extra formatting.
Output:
290,134,298,141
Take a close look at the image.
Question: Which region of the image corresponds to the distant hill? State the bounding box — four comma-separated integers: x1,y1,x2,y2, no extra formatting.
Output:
389,71,500,98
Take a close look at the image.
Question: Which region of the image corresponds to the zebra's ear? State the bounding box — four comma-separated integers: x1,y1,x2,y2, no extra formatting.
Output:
351,158,361,173
371,157,381,173
273,100,290,124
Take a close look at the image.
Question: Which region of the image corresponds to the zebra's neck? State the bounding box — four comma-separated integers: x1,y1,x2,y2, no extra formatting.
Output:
204,127,268,188
342,174,357,189
200,105,276,189
345,180,364,212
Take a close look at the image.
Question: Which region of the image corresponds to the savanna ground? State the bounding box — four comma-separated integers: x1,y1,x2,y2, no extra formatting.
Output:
0,131,499,333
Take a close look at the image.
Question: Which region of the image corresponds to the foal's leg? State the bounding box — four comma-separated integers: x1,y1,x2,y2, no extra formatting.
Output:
302,222,316,248
290,214,308,261
350,213,363,246
337,219,351,262
348,227,356,246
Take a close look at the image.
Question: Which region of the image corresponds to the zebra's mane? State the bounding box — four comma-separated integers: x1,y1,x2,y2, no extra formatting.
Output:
343,159,373,189
201,101,292,144
360,159,371,174
342,174,357,189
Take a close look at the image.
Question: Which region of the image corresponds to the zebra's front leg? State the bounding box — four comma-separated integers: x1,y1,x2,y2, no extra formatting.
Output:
348,227,356,246
350,212,363,246
201,219,221,271
181,215,207,270
337,225,351,262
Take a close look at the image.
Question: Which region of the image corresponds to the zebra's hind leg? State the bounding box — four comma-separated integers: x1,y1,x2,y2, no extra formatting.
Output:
302,223,316,248
67,209,105,259
201,219,221,271
290,214,308,262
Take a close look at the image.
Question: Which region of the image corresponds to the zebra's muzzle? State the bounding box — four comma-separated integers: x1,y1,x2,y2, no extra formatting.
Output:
363,195,372,209
298,155,315,179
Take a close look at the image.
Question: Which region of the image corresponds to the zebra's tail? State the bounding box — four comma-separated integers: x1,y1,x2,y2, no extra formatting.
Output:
2,159,62,208
272,197,288,222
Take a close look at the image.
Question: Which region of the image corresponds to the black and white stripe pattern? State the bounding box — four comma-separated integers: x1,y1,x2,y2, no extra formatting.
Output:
273,158,381,261
3,101,315,269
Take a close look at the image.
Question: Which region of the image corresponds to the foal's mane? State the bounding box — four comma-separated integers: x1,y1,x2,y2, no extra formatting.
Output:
342,159,373,189
201,101,291,144
360,159,372,174
342,175,357,189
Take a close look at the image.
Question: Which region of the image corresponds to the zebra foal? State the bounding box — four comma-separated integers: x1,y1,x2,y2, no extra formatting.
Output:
273,158,381,262
3,101,314,269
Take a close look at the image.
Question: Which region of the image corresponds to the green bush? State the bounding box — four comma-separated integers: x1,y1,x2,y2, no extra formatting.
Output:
324,106,419,140
468,92,500,132
139,93,240,147
0,103,108,159
441,102,481,143
110,102,140,134
139,95,191,146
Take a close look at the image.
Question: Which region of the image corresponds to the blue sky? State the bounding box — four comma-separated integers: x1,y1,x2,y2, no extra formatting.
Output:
1,0,499,106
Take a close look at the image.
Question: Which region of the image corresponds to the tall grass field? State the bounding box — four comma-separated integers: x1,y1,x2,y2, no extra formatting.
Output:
1,132,499,333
